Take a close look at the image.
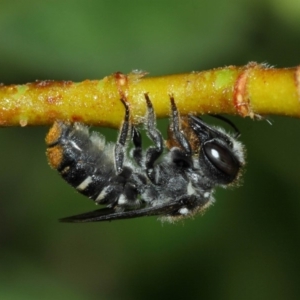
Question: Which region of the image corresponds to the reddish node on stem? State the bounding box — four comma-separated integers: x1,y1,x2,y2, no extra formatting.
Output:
114,72,128,87
114,72,129,101
233,63,256,118
295,65,300,102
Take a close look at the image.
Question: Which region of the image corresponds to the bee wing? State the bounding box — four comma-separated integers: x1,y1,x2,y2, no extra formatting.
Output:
59,200,183,223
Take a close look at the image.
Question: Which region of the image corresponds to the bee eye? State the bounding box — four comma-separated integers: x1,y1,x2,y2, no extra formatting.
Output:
203,141,239,179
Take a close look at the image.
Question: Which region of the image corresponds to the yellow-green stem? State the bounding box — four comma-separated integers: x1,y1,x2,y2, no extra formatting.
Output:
0,62,299,128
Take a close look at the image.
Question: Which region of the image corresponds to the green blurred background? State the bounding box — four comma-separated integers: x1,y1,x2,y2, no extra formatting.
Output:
1,1,300,299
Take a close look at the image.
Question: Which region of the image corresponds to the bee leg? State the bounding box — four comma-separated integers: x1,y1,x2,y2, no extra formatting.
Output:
132,126,143,167
169,95,191,156
143,93,164,180
114,97,131,174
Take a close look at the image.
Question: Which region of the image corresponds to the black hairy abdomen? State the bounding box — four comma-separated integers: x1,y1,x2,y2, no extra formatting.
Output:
55,125,116,201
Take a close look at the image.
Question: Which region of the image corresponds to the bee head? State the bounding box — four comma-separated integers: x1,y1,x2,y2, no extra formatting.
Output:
189,115,245,185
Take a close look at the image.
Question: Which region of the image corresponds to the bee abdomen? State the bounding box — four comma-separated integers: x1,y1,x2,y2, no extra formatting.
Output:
46,121,117,202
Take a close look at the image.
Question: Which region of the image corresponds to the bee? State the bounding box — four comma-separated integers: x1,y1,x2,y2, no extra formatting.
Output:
46,94,245,223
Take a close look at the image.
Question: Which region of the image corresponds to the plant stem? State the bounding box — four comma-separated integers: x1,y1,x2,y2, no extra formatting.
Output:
0,62,299,128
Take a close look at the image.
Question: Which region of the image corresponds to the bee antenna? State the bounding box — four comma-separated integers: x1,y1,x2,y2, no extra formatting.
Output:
208,114,241,138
